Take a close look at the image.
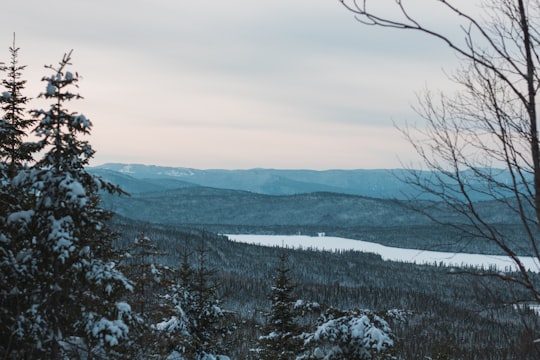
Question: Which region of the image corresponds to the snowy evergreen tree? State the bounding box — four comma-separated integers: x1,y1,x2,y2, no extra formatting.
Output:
191,237,226,355
178,241,194,290
299,307,398,360
0,36,34,176
4,51,133,359
120,232,169,315
155,277,199,357
256,252,303,360
0,39,36,358
156,234,230,359
118,232,174,358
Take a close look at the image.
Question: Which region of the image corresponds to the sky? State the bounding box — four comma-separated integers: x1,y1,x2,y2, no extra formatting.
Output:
2,0,468,170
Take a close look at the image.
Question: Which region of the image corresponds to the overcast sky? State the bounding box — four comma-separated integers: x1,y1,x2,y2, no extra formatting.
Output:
2,0,466,169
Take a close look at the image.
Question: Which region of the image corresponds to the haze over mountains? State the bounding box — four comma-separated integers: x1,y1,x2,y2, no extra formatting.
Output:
90,162,521,200
90,163,425,198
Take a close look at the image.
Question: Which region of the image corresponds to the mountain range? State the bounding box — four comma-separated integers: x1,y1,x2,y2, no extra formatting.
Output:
89,163,430,198
90,163,522,201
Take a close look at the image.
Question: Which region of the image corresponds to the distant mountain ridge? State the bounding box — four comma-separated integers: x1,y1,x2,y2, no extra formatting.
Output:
90,163,522,200
89,163,420,198
101,187,456,228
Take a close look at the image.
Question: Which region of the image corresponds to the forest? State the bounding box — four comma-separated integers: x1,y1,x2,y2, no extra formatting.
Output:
110,217,540,359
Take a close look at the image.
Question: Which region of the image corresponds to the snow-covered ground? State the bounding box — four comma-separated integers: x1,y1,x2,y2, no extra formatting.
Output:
226,234,540,273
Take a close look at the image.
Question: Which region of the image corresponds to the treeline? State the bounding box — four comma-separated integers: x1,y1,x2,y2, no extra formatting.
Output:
113,217,540,359
127,221,535,257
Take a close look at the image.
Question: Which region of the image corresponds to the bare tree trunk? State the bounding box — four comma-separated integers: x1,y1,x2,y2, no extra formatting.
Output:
518,0,540,229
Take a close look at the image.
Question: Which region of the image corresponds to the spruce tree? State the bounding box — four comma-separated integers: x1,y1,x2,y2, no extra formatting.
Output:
121,232,169,315
189,234,229,358
157,233,230,359
257,251,302,360
0,39,35,358
0,36,34,177
11,51,133,359
300,307,396,360
118,232,173,358
178,240,194,290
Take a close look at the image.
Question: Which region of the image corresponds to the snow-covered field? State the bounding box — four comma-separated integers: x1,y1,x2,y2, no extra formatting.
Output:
226,234,540,273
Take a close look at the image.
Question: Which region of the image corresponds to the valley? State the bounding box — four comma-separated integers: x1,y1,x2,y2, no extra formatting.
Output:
97,163,540,358
95,164,533,256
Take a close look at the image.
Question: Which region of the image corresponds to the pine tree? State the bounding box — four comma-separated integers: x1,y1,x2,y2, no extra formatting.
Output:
121,232,169,315
192,237,219,345
178,240,194,290
157,233,230,359
10,51,133,359
118,232,173,358
0,35,34,177
299,308,397,360
0,39,36,358
257,252,302,360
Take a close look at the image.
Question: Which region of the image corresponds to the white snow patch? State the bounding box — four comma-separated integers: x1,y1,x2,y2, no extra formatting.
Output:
60,176,87,206
91,317,129,346
46,82,56,95
155,316,188,335
119,165,134,174
72,114,91,128
116,302,131,316
199,355,230,360
163,169,194,177
7,210,34,225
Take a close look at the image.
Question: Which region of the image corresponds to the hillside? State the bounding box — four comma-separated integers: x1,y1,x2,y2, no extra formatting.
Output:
102,187,429,227
90,163,425,198
100,185,531,255
111,217,539,359
91,163,525,201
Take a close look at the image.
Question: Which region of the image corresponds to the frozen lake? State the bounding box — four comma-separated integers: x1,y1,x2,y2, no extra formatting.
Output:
226,234,540,273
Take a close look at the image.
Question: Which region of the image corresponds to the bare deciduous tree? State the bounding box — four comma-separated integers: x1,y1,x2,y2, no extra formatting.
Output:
340,0,540,318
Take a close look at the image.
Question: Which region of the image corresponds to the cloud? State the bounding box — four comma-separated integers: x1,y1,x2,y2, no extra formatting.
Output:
1,0,464,169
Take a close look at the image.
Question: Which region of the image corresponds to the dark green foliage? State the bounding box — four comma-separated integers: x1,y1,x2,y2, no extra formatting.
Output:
156,233,231,359
0,49,132,359
256,252,303,360
21,51,132,359
111,218,540,359
300,307,396,360
0,39,34,358
117,233,173,358
0,36,34,176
